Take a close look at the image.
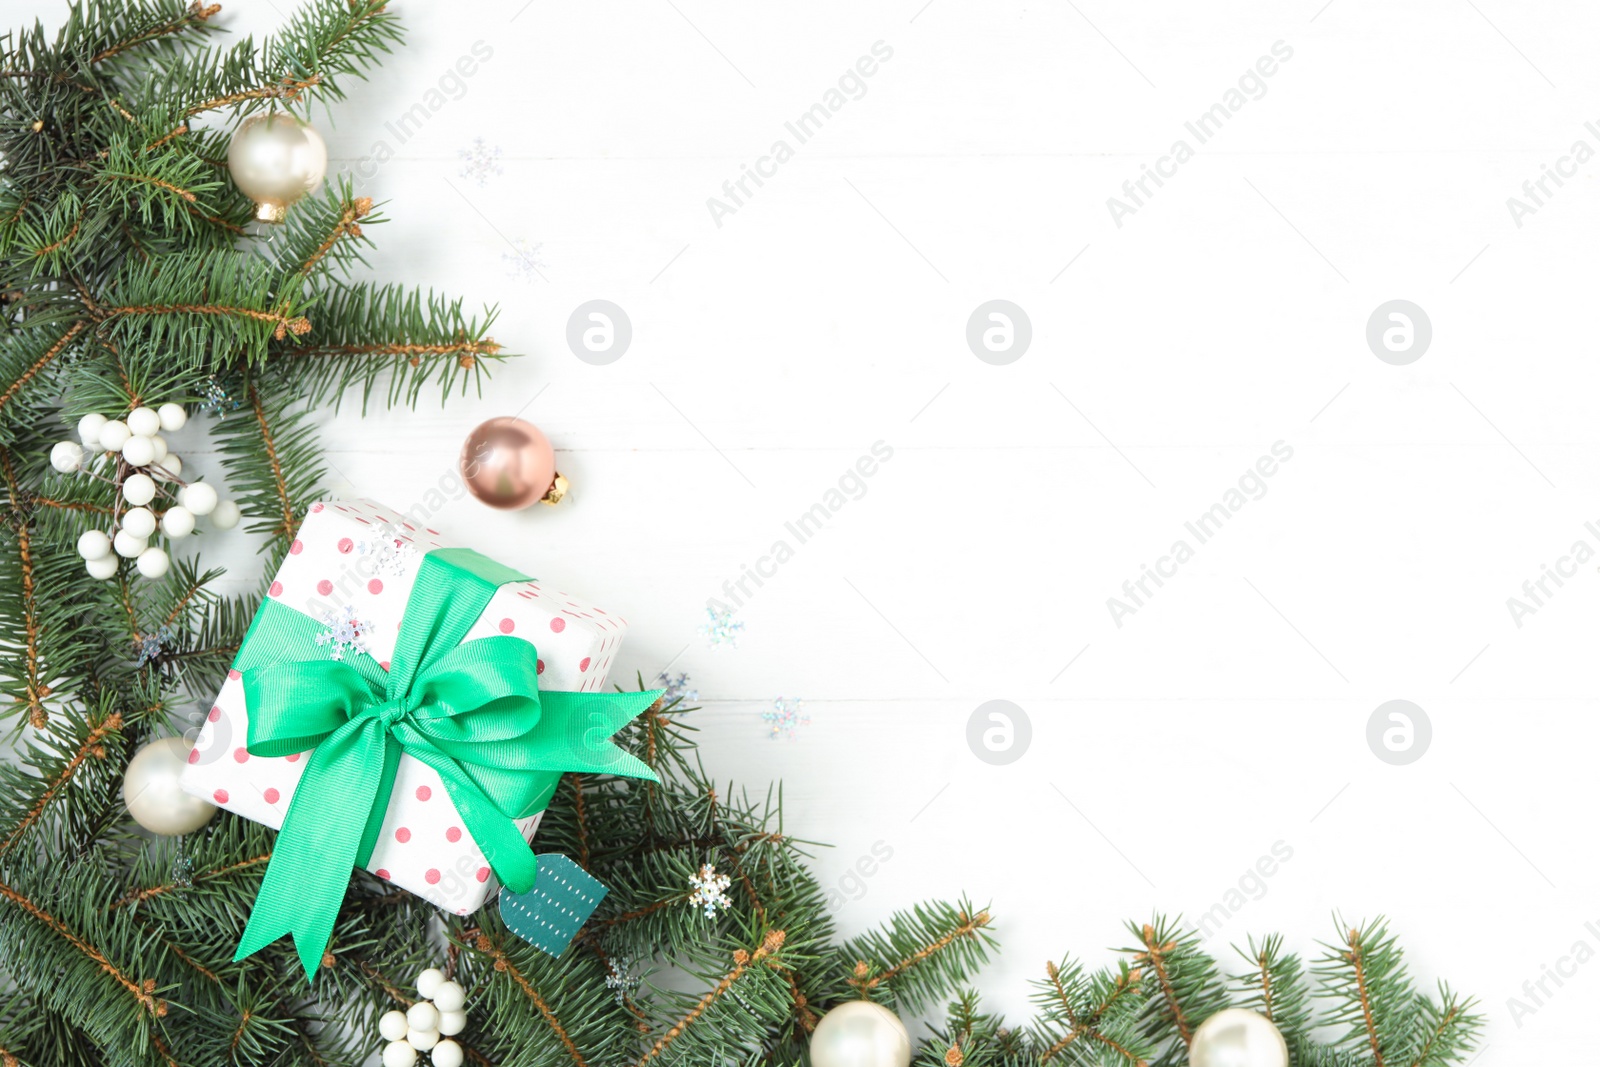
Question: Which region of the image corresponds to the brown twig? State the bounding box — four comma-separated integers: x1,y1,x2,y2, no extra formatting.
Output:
0,712,122,854
112,851,271,908
291,197,373,283
247,381,297,539
472,934,587,1066
186,74,321,117
0,874,165,1016
636,930,786,1066
107,301,309,340
849,909,990,993
92,1,220,65
1346,927,1386,1067
0,320,85,413
1133,924,1192,1046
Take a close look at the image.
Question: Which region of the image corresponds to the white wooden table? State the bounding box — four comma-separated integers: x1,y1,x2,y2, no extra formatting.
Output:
13,1,1600,1058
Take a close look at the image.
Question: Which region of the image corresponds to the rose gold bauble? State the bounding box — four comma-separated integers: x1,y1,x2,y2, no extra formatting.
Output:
460,417,566,509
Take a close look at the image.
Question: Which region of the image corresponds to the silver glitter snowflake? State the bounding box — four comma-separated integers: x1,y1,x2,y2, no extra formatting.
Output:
604,957,641,1005
698,605,745,650
655,672,698,705
501,237,545,284
315,604,373,662
169,848,194,889
136,625,176,667
458,137,504,186
355,522,418,577
687,863,732,918
761,697,809,741
199,375,242,415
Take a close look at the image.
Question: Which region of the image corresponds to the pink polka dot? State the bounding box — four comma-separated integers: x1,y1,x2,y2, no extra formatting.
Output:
213,789,229,803
536,659,545,675
394,827,411,843
446,826,462,843
316,579,333,596
415,785,432,801
425,869,441,885
233,747,249,763
579,657,591,672
208,706,221,722
186,748,199,764
476,867,490,883
263,787,280,804
311,503,324,513
379,660,390,671
268,581,283,598
286,752,301,763
289,539,304,555
368,579,383,594
375,868,390,879
498,618,515,634
337,537,354,554
227,668,241,680
549,617,565,633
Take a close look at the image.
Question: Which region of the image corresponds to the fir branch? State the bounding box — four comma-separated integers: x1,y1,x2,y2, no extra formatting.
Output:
471,932,591,1067
0,710,120,856
636,929,787,1067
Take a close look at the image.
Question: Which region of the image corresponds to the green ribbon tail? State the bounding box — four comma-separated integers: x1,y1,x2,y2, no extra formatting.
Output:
233,716,394,982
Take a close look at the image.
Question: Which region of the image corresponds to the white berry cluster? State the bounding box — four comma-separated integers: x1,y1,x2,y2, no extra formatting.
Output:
378,968,467,1067
50,404,240,581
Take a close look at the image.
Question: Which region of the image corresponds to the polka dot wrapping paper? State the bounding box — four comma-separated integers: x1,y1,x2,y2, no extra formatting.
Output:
179,499,631,916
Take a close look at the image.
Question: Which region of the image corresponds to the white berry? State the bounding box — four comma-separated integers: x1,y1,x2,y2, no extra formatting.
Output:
85,555,118,580
157,402,187,432
136,546,169,579
161,505,195,538
126,406,160,436
181,482,217,516
377,1010,409,1042
431,1040,464,1067
148,435,168,462
437,1010,466,1036
113,529,146,558
50,440,83,473
405,1001,438,1032
77,413,107,447
122,472,156,506
121,506,157,539
77,530,111,560
120,435,156,467
98,420,130,452
416,968,445,999
430,980,465,1013
407,1028,439,1051
155,453,182,478
210,499,239,529
381,1040,417,1067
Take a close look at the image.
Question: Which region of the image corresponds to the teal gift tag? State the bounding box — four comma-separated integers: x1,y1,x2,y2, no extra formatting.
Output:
498,854,608,956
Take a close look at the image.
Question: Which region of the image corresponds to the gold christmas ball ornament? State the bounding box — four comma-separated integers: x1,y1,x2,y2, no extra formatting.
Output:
460,416,567,510
1189,1009,1288,1067
809,1001,911,1067
227,114,328,222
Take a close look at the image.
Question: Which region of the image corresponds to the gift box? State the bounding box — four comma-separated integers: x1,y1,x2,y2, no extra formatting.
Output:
181,499,633,917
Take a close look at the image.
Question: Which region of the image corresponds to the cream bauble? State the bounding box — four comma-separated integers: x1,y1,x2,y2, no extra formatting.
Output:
123,737,216,835
227,114,327,223
1189,1009,1288,1067
809,1001,911,1067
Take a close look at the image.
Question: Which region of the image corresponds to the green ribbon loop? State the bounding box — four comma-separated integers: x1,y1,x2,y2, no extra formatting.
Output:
231,547,660,982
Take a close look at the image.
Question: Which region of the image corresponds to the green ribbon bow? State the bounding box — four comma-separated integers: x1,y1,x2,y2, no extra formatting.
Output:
230,546,660,981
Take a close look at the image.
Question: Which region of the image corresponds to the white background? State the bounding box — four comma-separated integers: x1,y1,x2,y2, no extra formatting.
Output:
14,0,1600,1059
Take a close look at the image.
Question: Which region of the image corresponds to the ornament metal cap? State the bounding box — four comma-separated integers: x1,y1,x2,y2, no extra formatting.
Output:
255,202,287,223
540,472,568,506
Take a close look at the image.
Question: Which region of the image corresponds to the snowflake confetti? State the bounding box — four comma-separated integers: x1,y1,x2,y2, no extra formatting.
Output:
199,375,241,415
698,605,745,649
655,671,698,705
761,697,809,741
354,522,418,577
315,604,374,662
457,136,503,186
604,957,641,1005
136,625,175,667
687,863,733,918
501,237,545,284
